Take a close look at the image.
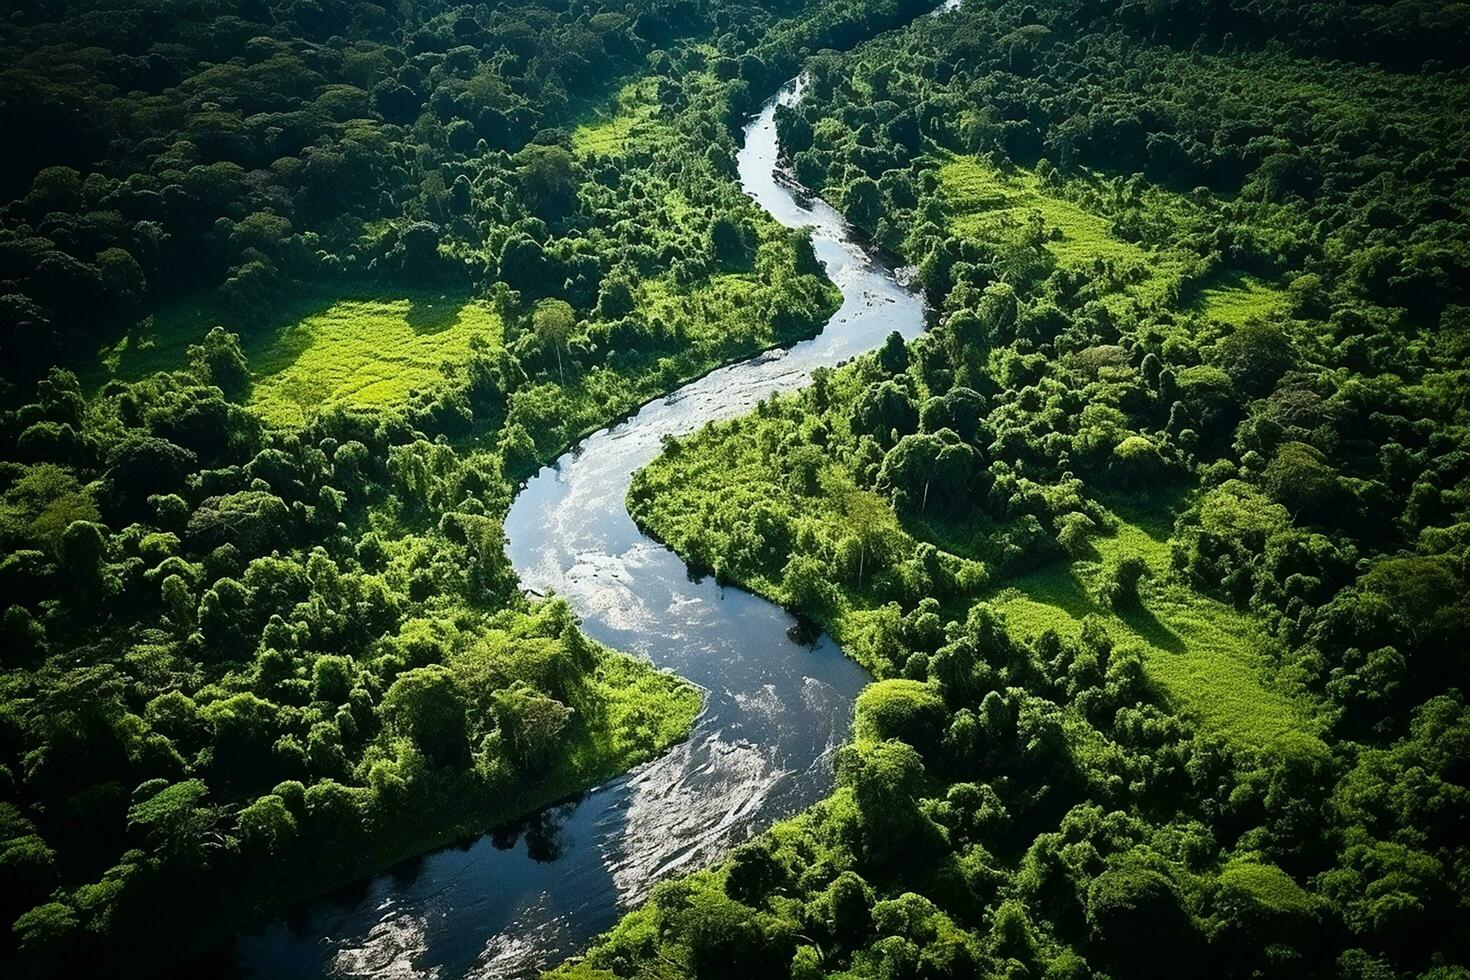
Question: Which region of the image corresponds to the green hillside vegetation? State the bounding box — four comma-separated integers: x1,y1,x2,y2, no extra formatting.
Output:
941,156,1148,269
88,288,499,397
937,156,1292,326
936,155,1187,310
629,350,1315,753
991,500,1312,750
89,290,327,390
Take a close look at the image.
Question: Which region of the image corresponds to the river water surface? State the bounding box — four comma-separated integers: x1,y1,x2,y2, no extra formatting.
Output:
228,77,928,979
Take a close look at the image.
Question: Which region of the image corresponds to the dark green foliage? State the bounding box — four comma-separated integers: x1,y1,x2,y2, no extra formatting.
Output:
187,328,251,402
877,430,978,514
724,840,784,906
1096,554,1149,610
1086,865,1202,974
707,215,752,268
381,667,469,767
1263,442,1348,525
839,738,943,870
854,680,947,756
850,380,919,446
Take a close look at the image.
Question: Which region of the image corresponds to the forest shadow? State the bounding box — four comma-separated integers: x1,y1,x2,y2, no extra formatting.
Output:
1067,537,1101,563
1117,598,1186,653
81,285,340,390
1185,267,1254,305
1008,563,1105,621
1100,483,1189,544
1183,268,1289,324
248,296,334,377
787,614,824,646
405,295,467,335
898,508,998,563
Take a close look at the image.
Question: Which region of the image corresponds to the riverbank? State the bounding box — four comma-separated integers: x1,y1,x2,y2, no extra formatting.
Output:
222,66,928,980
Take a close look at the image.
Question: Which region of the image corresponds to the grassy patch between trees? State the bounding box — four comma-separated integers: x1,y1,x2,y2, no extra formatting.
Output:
248,294,501,428
936,154,1191,309
992,499,1316,751
1189,270,1290,326
572,79,663,158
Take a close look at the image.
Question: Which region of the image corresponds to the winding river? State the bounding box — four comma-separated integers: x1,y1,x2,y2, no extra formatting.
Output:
227,75,928,979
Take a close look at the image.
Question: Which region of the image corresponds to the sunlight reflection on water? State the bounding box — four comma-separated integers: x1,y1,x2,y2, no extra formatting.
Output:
226,72,926,980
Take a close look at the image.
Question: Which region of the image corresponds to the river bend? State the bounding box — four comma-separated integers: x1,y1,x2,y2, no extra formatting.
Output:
229,76,927,980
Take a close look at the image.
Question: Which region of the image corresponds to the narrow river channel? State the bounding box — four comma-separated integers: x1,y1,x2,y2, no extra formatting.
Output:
227,74,928,980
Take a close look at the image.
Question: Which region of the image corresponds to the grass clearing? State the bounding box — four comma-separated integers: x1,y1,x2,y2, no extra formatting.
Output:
936,155,1195,309
86,289,331,389
989,497,1315,751
572,79,662,157
1191,269,1290,324
940,156,1149,270
934,155,1300,323
85,286,502,433
248,293,500,428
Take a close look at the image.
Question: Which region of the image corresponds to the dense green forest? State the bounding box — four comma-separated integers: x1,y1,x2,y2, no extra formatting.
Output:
2,0,1468,976
0,0,940,972
559,0,1470,978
